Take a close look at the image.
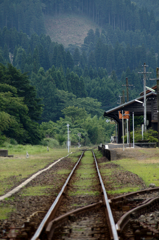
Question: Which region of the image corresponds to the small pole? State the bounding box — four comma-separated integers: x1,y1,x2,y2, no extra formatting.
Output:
122,90,125,104
157,68,159,147
126,78,129,102
116,122,118,143
118,95,122,105
138,63,151,132
129,116,131,147
132,112,134,148
122,110,124,151
142,124,144,140
127,119,129,144
67,124,69,153
149,67,159,146
122,77,133,102
143,63,147,132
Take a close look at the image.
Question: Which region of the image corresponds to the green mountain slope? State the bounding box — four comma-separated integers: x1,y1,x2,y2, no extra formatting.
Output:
132,0,159,20
44,14,100,47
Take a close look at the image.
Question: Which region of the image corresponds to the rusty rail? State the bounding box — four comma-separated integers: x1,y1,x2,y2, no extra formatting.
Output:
116,196,159,233
31,151,119,240
46,202,102,239
92,151,119,240
111,187,159,203
31,151,84,240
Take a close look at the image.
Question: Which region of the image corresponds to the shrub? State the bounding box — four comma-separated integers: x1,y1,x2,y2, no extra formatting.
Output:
40,138,59,147
56,135,66,146
0,134,6,146
124,127,158,143
10,138,18,145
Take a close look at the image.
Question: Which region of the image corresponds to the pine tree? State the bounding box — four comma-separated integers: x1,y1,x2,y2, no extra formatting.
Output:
80,51,87,69
73,47,80,66
88,51,96,68
66,51,74,70
3,44,10,63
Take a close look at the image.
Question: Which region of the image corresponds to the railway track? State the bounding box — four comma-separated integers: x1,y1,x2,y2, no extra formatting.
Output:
2,150,159,240
111,188,159,239
30,150,118,240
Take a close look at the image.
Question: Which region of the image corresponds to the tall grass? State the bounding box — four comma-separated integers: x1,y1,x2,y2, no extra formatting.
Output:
0,143,70,195
113,158,159,187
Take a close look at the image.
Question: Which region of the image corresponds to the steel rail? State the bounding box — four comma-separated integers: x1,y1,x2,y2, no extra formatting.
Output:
31,151,84,240
46,202,102,239
111,187,159,203
116,196,159,233
92,151,119,240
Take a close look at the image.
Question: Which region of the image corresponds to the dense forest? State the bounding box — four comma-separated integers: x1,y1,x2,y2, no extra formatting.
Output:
0,0,158,145
1,0,159,34
132,0,159,20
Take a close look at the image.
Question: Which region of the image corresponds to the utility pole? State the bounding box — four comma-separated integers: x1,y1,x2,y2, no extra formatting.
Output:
67,124,69,153
117,95,122,105
122,77,133,145
138,63,151,132
122,77,133,102
122,90,125,104
122,110,124,151
132,112,134,148
150,67,159,146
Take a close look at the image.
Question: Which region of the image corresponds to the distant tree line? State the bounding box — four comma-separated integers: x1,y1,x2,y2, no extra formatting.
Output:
0,27,158,79
0,26,157,123
0,0,159,36
132,0,159,20
1,0,158,145
42,0,159,33
0,0,45,36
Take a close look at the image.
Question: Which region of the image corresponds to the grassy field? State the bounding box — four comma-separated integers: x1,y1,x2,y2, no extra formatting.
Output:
1,147,159,220
0,144,71,195
1,146,159,198
113,157,159,187
94,148,159,195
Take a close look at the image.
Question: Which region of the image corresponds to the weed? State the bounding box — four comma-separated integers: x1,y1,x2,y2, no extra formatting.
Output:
113,158,159,187
107,187,139,195
0,205,15,220
22,185,52,196
0,146,69,195
57,169,70,175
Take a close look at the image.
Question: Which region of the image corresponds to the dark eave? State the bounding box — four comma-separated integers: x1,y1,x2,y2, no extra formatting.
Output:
104,92,156,116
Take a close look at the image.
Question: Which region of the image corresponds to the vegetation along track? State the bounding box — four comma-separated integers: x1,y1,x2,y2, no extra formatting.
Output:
30,150,118,240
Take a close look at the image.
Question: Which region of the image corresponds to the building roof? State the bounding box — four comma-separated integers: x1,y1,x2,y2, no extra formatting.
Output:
104,91,156,116
140,85,157,96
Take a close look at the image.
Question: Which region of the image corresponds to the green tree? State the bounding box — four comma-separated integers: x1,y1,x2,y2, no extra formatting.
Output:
62,106,87,124
73,47,80,66
0,63,43,144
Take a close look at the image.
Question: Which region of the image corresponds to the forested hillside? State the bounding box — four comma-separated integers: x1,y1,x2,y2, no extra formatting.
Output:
132,0,159,20
0,0,158,145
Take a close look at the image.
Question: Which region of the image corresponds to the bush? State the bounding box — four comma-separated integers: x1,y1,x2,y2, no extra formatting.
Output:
41,138,59,148
0,134,6,146
144,128,158,142
56,134,66,146
10,138,18,145
125,127,158,143
40,139,48,146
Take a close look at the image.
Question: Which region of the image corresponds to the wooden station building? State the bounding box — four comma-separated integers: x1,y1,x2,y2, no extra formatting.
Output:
104,86,158,143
